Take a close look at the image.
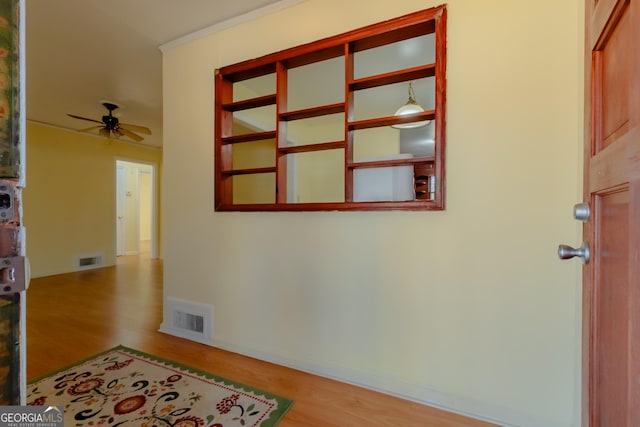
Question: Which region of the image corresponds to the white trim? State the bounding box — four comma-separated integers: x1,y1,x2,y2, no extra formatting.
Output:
209,338,512,425
159,298,215,346
149,165,158,259
137,169,153,243
158,326,216,347
159,0,309,52
164,334,569,427
114,159,160,260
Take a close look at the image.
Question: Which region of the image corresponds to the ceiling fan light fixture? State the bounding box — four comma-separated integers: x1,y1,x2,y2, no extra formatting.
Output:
67,101,151,142
392,82,430,129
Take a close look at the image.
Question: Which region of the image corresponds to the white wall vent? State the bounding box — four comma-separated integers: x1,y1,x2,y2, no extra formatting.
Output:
75,253,104,271
160,298,214,345
173,310,204,334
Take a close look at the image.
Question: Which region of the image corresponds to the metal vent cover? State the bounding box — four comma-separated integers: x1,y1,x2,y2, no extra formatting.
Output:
173,310,205,334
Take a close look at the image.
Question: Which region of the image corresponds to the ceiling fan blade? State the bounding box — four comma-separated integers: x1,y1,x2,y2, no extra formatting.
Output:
99,128,110,138
77,125,102,133
120,123,152,135
67,114,103,124
118,127,144,142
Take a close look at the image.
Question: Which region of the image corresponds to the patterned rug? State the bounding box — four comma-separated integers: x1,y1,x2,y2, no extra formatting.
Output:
27,345,293,427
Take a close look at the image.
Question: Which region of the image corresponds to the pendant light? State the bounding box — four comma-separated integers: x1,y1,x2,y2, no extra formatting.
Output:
392,82,430,129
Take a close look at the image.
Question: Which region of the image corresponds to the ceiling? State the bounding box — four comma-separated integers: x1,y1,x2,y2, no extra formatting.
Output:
25,0,288,148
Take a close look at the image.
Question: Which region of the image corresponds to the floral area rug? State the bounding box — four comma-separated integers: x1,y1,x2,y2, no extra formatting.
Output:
27,345,293,427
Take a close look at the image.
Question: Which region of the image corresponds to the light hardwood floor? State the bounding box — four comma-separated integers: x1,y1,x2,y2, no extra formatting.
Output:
26,245,498,427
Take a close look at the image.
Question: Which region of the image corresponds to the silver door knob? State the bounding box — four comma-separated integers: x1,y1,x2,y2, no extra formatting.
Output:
573,202,590,222
558,242,590,263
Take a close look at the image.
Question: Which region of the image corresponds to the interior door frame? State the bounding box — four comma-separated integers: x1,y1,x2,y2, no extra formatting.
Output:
116,164,126,256
114,158,159,259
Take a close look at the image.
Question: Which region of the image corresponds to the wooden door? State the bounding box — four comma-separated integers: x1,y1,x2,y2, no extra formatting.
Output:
583,0,640,425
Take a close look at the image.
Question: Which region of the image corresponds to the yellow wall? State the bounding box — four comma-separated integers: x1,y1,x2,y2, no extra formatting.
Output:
24,122,162,277
161,1,584,425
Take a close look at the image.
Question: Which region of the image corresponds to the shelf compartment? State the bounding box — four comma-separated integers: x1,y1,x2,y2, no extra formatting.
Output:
350,18,436,53
222,94,277,112
349,64,436,91
221,166,276,176
348,110,434,131
221,131,277,144
281,45,346,69
218,63,277,83
279,103,345,121
348,156,434,169
279,140,345,154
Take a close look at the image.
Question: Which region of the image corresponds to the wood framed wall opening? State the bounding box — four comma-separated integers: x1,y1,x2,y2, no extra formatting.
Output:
214,5,447,211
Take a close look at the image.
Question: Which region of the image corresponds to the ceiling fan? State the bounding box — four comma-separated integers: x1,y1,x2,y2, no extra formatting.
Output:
67,101,152,142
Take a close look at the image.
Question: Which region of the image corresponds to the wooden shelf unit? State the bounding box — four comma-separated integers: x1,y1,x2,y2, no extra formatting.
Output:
214,5,447,211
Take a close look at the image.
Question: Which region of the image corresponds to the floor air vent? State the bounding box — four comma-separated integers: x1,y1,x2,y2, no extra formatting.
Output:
160,298,213,345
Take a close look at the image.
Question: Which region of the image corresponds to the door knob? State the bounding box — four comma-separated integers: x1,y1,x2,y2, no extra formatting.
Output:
573,202,590,222
558,242,590,263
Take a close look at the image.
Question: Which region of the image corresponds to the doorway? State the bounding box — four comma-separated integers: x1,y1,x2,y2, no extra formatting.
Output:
115,160,157,259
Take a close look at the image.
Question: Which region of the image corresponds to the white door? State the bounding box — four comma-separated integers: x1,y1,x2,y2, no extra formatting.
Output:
116,164,126,256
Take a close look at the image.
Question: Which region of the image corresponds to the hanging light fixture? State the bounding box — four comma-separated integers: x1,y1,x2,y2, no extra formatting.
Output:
392,82,430,129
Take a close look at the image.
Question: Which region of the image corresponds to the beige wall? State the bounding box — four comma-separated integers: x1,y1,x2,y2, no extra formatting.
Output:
24,123,162,277
161,1,584,426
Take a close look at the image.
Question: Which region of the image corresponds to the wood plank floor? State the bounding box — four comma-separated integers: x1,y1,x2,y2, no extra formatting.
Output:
26,245,498,427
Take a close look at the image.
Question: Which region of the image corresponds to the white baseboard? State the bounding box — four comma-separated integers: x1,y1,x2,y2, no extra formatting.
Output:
158,324,215,347
156,327,519,425
213,338,518,425
157,327,575,427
